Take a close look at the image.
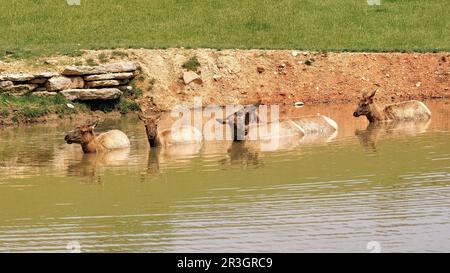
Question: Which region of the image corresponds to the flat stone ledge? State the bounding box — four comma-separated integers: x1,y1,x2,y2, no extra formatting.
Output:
0,73,35,82
62,61,139,76
60,88,123,101
84,72,134,81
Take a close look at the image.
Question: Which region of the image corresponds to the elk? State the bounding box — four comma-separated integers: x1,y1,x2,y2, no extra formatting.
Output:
64,121,130,153
217,102,338,152
139,113,203,147
353,90,431,123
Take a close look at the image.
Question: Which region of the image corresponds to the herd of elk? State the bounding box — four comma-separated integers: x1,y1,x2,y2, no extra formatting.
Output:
64,90,431,155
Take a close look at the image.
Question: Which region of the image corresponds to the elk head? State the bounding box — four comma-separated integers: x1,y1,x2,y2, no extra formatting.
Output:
353,89,378,118
65,121,98,145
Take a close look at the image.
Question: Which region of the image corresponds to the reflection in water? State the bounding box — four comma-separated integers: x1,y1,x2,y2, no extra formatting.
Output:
66,149,131,183
0,100,449,252
356,120,431,152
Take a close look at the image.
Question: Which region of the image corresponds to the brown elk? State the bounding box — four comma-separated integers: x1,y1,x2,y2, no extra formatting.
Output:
353,90,431,123
64,121,130,153
139,113,203,147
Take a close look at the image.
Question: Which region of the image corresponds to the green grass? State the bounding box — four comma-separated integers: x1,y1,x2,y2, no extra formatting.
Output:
0,0,449,59
0,91,141,123
0,93,86,121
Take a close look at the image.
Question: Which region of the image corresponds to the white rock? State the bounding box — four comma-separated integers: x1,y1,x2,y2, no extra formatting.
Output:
183,71,202,84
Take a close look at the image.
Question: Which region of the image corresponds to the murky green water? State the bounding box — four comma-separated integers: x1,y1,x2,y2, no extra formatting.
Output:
0,101,449,253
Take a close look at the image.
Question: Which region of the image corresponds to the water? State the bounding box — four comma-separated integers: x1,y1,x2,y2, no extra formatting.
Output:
0,101,449,253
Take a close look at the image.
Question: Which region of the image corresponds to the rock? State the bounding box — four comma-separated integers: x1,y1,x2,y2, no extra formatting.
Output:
70,77,85,89
62,61,138,76
62,66,107,76
292,51,300,57
46,76,84,91
213,75,222,81
0,81,13,89
86,80,121,88
293,101,305,108
44,60,59,65
32,91,58,97
257,67,265,74
60,88,123,100
30,78,48,84
416,81,422,87
45,76,71,91
103,62,139,73
1,84,38,96
84,72,134,81
218,55,241,74
118,85,133,92
34,72,59,78
183,71,202,84
1,73,35,82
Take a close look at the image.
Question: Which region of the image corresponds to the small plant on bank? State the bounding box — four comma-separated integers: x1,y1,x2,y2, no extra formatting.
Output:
0,108,9,117
182,56,201,72
86,58,98,66
98,53,109,63
111,51,129,58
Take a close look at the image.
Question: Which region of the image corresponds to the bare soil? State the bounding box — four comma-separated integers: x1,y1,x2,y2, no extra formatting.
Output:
1,49,449,116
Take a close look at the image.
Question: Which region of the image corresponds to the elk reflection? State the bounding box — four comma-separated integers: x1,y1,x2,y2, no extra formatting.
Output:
66,148,131,182
355,120,431,151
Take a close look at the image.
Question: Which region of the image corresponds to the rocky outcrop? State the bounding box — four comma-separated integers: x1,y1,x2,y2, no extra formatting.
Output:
0,61,139,100
60,88,123,100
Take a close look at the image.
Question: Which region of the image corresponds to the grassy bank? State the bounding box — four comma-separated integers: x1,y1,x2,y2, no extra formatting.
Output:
0,92,140,126
0,0,449,59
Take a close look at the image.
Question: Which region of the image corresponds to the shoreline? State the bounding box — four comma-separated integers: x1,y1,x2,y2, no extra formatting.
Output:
1,48,449,127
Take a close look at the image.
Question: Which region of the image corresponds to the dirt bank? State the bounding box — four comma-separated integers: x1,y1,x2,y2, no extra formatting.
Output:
1,49,449,114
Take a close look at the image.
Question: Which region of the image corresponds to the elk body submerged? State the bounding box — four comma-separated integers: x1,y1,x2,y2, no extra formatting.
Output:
64,122,130,153
353,90,431,123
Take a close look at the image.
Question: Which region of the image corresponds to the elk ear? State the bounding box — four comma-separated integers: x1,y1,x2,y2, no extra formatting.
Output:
216,118,229,125
138,113,147,121
89,120,99,129
368,89,378,100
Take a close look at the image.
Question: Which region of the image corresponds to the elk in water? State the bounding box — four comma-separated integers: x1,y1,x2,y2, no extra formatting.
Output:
353,90,431,123
64,121,130,153
217,102,338,151
139,113,203,147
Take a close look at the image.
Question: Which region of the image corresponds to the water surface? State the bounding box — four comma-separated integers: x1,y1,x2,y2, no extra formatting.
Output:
0,101,449,252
